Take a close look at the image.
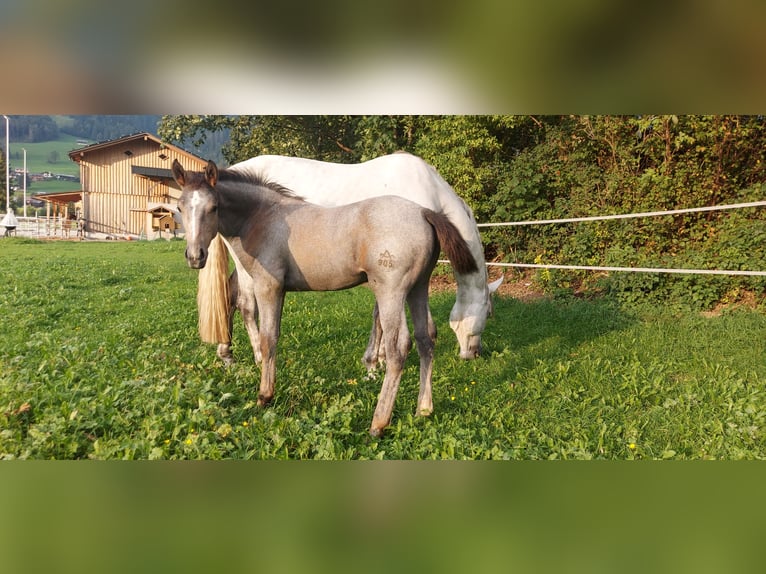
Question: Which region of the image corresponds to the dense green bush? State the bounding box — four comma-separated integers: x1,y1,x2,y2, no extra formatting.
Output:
160,115,766,308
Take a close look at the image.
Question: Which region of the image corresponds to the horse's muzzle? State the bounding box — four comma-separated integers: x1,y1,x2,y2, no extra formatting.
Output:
185,247,208,269
459,336,482,360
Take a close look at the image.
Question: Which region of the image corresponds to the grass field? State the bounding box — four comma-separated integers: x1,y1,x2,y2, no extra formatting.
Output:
1,238,765,459
8,136,83,176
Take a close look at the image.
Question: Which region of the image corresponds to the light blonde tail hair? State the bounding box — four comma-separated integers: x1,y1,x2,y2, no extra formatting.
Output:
197,234,231,344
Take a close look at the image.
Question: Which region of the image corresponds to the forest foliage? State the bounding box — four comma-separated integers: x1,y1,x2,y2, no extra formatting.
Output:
160,115,766,309
4,115,161,143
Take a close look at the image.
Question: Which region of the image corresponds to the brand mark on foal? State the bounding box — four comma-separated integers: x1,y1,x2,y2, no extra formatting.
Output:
377,250,395,269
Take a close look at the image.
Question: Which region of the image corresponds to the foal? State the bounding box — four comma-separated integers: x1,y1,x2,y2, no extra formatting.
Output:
172,159,477,437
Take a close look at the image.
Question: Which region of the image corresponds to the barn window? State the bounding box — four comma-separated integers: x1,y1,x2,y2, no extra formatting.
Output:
158,153,168,160
124,150,133,157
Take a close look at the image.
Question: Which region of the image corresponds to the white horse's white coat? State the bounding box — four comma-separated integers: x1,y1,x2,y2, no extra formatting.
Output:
228,152,500,358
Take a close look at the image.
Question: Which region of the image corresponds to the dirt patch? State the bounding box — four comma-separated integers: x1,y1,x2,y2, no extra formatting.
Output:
430,268,547,302
701,290,762,317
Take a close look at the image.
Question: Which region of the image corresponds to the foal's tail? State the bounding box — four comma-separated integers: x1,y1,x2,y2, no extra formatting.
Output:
422,210,479,275
197,234,231,344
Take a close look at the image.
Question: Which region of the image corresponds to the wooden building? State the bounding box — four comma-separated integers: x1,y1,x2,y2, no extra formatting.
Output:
67,133,206,237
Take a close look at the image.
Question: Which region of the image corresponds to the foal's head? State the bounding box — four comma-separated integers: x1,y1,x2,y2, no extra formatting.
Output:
171,159,220,269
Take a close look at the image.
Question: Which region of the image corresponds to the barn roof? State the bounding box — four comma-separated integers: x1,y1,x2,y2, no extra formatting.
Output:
130,202,179,214
68,132,205,165
32,191,83,205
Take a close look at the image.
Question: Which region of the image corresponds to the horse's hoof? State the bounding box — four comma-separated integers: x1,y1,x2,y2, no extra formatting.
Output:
220,356,236,367
369,426,385,439
257,394,273,407
417,408,433,417
364,368,381,382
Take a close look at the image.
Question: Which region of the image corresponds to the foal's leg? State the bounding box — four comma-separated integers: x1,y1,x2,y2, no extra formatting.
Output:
216,271,239,366
255,288,285,407
407,281,436,417
240,288,262,364
227,271,262,365
370,295,412,438
362,303,385,372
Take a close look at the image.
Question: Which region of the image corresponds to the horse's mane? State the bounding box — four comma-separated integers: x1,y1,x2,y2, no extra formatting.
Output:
218,168,304,201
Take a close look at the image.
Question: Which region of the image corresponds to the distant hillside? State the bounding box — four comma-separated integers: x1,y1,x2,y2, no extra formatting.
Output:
6,115,162,143
59,115,228,163
5,115,228,164
58,115,163,142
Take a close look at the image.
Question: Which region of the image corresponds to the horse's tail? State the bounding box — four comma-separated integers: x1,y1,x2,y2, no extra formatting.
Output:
422,209,479,275
197,234,231,344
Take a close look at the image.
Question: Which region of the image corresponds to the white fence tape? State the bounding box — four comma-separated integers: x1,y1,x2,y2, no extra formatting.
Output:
476,200,766,227
481,262,766,277
440,199,766,276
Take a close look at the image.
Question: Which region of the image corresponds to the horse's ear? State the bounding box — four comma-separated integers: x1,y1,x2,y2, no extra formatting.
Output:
171,159,186,187
488,276,503,294
205,160,218,187
487,276,503,318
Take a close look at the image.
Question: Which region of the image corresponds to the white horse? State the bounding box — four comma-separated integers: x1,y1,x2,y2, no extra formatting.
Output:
209,151,502,363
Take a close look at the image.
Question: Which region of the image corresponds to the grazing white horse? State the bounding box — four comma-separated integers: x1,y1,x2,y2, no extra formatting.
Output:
214,152,502,363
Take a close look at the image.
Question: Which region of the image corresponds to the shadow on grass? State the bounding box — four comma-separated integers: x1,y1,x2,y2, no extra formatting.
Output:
428,292,635,378
234,289,634,381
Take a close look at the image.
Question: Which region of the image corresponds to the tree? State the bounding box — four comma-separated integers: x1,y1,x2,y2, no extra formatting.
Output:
9,116,59,142
159,115,362,165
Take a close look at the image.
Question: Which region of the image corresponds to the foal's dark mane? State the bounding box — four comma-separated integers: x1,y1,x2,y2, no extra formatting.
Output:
218,168,303,201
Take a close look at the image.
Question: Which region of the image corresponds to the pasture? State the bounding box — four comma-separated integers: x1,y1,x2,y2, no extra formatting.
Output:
1,238,765,459
9,136,83,174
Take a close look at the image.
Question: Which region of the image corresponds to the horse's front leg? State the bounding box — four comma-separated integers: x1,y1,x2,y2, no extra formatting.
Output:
216,270,240,366
225,270,262,365
408,282,436,417
240,287,262,364
255,289,285,408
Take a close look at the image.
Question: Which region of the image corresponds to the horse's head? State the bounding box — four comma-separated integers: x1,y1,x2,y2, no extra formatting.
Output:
171,159,220,269
449,276,503,359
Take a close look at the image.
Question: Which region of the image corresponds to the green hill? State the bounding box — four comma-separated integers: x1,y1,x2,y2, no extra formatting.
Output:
7,136,84,196
8,136,83,177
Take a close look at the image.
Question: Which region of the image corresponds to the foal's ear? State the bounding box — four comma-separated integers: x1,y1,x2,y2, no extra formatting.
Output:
205,160,218,187
171,159,186,187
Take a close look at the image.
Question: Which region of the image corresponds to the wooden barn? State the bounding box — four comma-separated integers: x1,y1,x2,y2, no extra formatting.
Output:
67,133,207,237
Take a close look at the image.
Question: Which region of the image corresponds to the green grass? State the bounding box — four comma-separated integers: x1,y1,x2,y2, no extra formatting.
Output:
1,238,766,459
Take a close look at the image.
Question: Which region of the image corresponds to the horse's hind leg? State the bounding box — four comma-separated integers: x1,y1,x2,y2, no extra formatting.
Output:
407,281,436,417
369,295,411,438
362,302,385,373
